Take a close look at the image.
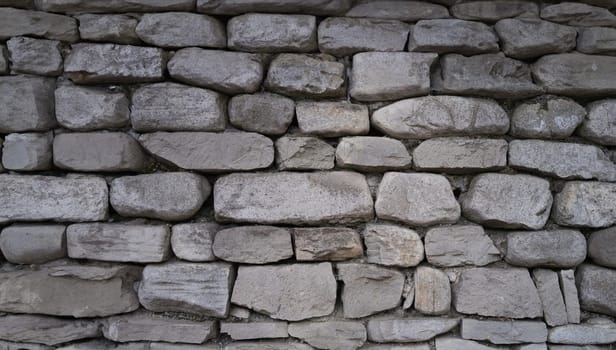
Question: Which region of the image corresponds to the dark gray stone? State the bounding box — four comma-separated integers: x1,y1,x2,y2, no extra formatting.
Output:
495,18,577,59
0,314,100,346
136,12,225,49
346,1,449,21
505,230,586,268
576,264,616,317
541,2,616,27
451,1,539,22
228,13,317,52
196,0,352,16
0,8,78,42
588,226,616,268
6,37,63,76
0,225,66,264
409,19,499,55
578,27,616,55
76,14,140,44
35,0,194,13
461,319,547,344
0,76,56,133
579,99,616,145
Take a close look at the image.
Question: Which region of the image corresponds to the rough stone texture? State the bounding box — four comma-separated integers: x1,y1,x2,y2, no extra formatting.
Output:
228,13,316,52
221,322,288,340
275,136,335,170
510,97,586,139
53,132,147,172
461,173,552,230
533,269,568,327
350,52,437,101
408,19,499,55
363,223,423,267
372,96,509,139
318,17,409,56
579,99,616,145
231,263,337,321
171,223,218,262
293,227,363,261
552,181,616,228
453,267,543,318
578,27,616,55
139,132,274,172
0,225,66,264
229,93,294,136
265,54,346,98
196,0,353,15
451,1,539,22
0,8,78,42
425,225,500,267
436,336,503,350
505,230,586,268
362,345,430,350
56,341,147,350
576,264,616,317
288,321,366,350
375,172,460,227
588,227,616,268
0,314,100,346
414,266,451,315
7,37,63,76
296,101,369,137
64,44,164,84
2,132,53,171
223,341,313,350
0,175,108,223
338,263,404,318
461,319,548,344
138,262,234,318
168,48,263,94
212,226,293,264
214,171,373,225
77,14,140,44
0,75,56,133
336,137,411,172
494,18,577,59
346,1,449,21
413,137,507,174
110,172,210,221
36,0,194,13
367,318,459,342
67,223,170,263
541,2,616,27
559,269,581,324
0,46,7,74
548,319,616,345
136,13,225,49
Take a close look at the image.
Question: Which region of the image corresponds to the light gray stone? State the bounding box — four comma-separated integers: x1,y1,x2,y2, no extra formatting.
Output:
131,82,226,132
215,171,373,225
0,8,78,42
495,18,577,59
77,14,140,44
346,1,449,21
35,0,194,13
228,13,316,52
296,101,369,137
221,322,288,340
413,137,507,174
453,267,543,318
576,264,616,317
231,263,337,321
0,225,66,264
338,263,404,318
425,225,501,267
138,261,234,317
559,269,581,324
548,319,616,345
265,54,345,97
168,48,263,94
579,99,616,145
7,37,63,76
275,136,335,170
350,52,436,101
229,93,295,135
361,344,430,350
336,137,411,171
372,95,509,139
363,223,423,267
288,321,366,350
2,132,52,171
461,319,547,344
55,83,130,131
515,344,547,350
136,12,225,49
224,341,313,350
110,172,210,221
65,44,164,84
578,27,616,55
588,227,616,268
436,336,503,350
196,0,352,15
552,181,616,228
0,314,100,346
541,2,616,27
461,173,552,230
293,227,363,261
375,172,460,227
409,19,499,55
505,230,586,268
213,226,293,264
414,266,451,315
0,175,108,223
532,269,568,327
451,1,539,22
67,223,170,263
139,132,274,172
53,132,147,172
367,318,459,343
548,346,611,350
510,97,586,139
0,75,56,133
171,223,218,262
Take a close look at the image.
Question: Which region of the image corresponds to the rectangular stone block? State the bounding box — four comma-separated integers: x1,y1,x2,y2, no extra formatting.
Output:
0,314,100,346
221,322,288,340
461,319,548,344
0,75,56,133
0,8,78,42
35,0,195,13
196,0,352,15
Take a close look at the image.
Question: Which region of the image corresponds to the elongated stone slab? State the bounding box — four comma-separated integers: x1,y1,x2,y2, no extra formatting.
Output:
35,0,194,13
136,12,225,49
336,137,412,171
505,230,586,268
76,14,140,44
559,269,581,324
221,322,288,340
451,0,539,22
413,137,507,174
0,315,100,346
196,0,352,15
367,318,459,342
288,321,366,350
548,319,616,345
293,227,363,261
345,1,449,21
296,101,369,137
533,269,568,327
409,19,499,55
461,319,548,344
212,226,293,264
0,8,78,42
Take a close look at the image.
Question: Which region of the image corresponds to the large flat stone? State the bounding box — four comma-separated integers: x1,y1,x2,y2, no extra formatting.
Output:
56,340,148,350
363,223,423,267
212,226,293,264
409,19,499,55
533,269,568,327
451,0,539,22
413,137,507,174
7,37,63,76
35,0,194,13
367,318,459,342
461,319,547,344
548,319,616,345
196,0,352,15
577,27,616,55
275,136,335,170
2,132,53,171
510,96,586,139
171,223,218,262
229,93,294,136
579,99,616,145
0,76,56,133
425,225,501,267
296,101,369,137
505,230,587,268
228,13,316,52
0,224,66,264
0,8,78,42
223,341,314,350
293,227,363,261
588,226,616,268
576,264,616,317
214,171,373,225
345,1,449,21
494,18,577,59
414,266,451,315
288,321,366,350
0,315,100,346
336,136,411,172
136,12,225,49
552,181,616,228
76,14,140,44
541,2,616,27
265,54,345,97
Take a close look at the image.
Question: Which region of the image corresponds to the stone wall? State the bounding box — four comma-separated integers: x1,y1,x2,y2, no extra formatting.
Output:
0,0,616,349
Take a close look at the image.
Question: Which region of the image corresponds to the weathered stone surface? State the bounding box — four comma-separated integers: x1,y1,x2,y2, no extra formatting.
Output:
451,1,539,22
56,340,147,350
505,230,586,268
55,83,130,131
318,17,408,56
110,172,210,221
461,173,552,229
363,223,423,267
0,225,66,264
552,181,616,228
2,132,52,171
588,227,616,268
0,175,108,223
138,262,233,317
576,264,616,316
0,8,78,42
221,322,288,340
265,54,345,97
435,53,543,99
367,318,459,343
228,13,316,52
425,225,500,267
168,48,263,94
229,93,294,135
103,312,216,344
0,46,7,74
336,137,411,171
131,82,226,132
579,99,616,145
294,227,363,261
559,269,581,324
215,171,373,224
350,52,436,101
461,319,547,344
7,37,63,76
362,345,430,350
510,97,586,139
296,101,369,137
288,321,366,350
548,319,616,345
409,19,498,55
0,76,56,133
136,12,225,49
36,0,194,13
578,27,616,55
0,261,140,317
413,137,507,174
65,44,164,84
414,266,451,315
495,18,577,59
541,2,616,27
275,136,335,170
548,346,610,350
213,226,293,264
338,263,404,318
67,223,170,263
77,14,140,44
375,172,460,226
224,341,313,350
436,336,503,350
346,1,449,21
515,344,547,350
453,267,543,318
196,0,352,15
231,263,336,321
372,96,509,139
532,269,568,327
532,53,616,97
171,223,218,262
0,315,100,346
139,132,274,172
